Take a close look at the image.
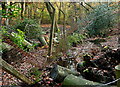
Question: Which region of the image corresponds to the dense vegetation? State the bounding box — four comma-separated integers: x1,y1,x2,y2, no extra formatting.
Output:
1,1,120,87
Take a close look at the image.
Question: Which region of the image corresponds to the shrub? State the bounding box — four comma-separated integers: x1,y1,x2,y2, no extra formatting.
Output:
10,29,35,51
86,4,117,37
14,19,42,39
1,26,9,36
10,29,26,49
67,33,86,47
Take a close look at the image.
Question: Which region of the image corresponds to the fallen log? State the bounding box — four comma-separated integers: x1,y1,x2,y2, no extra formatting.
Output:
11,32,33,46
115,65,120,87
10,32,33,50
62,74,101,87
0,58,34,84
38,36,48,46
1,42,13,52
50,64,80,82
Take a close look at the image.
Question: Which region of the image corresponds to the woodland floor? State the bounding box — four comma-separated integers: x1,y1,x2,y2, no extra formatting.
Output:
1,26,120,86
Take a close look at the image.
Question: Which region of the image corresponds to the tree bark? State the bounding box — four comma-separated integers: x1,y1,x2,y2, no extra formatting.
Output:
10,32,33,48
38,36,48,46
50,65,80,82
24,2,28,18
58,2,61,23
55,3,66,39
45,2,55,56
115,65,120,87
80,2,89,11
1,2,5,25
6,1,9,25
62,74,101,87
0,58,34,84
85,3,94,9
21,2,24,19
1,2,8,25
45,2,59,32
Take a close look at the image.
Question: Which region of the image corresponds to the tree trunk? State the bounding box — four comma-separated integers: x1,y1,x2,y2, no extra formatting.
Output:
1,2,7,25
21,2,24,19
24,2,28,18
48,9,55,56
33,3,37,19
39,7,44,25
0,58,34,84
62,74,101,87
6,1,9,25
45,2,59,32
74,3,77,22
56,3,66,39
62,11,66,39
45,2,55,56
28,5,30,19
1,2,5,25
58,2,61,23
50,65,80,82
85,3,94,9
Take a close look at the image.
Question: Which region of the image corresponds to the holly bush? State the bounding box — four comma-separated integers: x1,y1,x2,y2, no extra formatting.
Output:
86,4,117,37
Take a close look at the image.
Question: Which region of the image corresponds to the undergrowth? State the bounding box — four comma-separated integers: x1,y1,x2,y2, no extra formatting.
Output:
14,19,43,39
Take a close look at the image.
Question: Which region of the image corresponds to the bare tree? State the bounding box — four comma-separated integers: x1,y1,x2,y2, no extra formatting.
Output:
45,2,56,56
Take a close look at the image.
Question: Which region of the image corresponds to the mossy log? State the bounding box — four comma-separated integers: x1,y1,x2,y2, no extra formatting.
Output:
115,65,120,87
10,32,33,46
0,58,34,84
10,32,32,47
11,32,47,47
38,36,48,46
1,42,13,52
62,74,101,87
50,65,80,82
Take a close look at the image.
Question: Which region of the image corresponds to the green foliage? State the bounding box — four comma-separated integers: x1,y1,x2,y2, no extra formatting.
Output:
40,11,51,24
10,29,34,51
14,19,42,39
1,26,15,37
67,33,86,46
29,67,42,82
86,4,117,37
1,26,35,51
1,4,21,18
77,3,118,37
11,29,26,49
1,26,9,36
